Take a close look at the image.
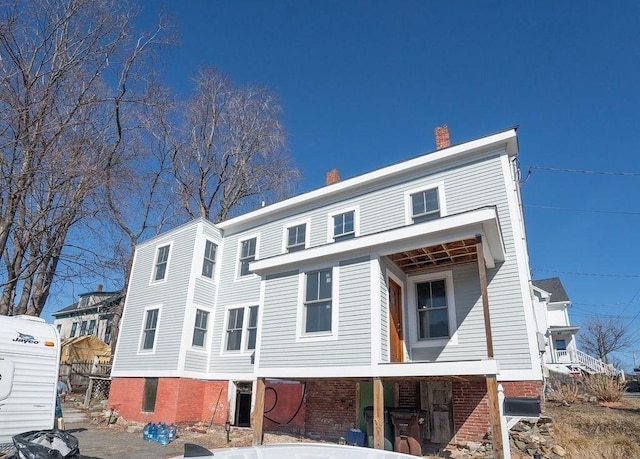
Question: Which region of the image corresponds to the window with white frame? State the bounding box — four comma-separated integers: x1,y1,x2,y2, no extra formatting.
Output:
286,224,307,252
416,279,449,339
202,240,217,279
79,320,88,336
70,322,77,337
225,305,259,352
239,238,257,277
304,269,333,333
154,245,170,281
141,308,159,351
332,211,355,241
192,309,209,347
411,188,440,223
88,319,96,335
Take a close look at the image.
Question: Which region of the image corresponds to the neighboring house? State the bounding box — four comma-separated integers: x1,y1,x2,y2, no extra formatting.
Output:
531,277,621,377
109,126,544,448
52,286,122,345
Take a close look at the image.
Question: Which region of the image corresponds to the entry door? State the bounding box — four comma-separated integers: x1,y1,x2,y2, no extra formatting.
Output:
235,383,253,427
420,380,453,444
388,279,404,363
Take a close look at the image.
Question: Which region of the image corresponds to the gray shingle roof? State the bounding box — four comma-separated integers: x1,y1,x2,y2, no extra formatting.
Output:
52,293,123,316
532,277,570,303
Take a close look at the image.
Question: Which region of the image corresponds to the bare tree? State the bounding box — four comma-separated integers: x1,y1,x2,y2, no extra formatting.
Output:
579,316,631,364
0,0,171,316
172,67,300,222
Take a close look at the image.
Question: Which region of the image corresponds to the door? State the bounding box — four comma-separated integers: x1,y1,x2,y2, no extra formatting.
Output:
420,380,453,444
234,383,253,427
388,279,404,362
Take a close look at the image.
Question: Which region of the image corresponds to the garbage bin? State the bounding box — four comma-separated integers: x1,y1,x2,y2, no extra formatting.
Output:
363,406,394,451
388,408,427,456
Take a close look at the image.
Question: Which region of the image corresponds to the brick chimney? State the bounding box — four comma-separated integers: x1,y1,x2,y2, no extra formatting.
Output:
96,284,103,292
326,168,340,185
435,125,450,150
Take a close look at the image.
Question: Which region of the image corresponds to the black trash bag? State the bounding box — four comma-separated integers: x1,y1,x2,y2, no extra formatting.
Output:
10,429,79,459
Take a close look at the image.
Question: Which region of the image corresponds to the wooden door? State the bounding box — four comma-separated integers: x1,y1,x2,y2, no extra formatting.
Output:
388,279,404,363
420,380,453,444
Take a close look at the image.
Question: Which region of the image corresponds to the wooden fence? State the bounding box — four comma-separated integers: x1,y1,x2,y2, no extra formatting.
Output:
59,358,112,391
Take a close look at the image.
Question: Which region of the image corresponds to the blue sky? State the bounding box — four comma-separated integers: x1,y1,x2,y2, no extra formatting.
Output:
52,1,640,369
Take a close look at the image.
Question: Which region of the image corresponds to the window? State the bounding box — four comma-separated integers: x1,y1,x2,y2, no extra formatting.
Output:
88,319,96,335
79,321,88,336
304,269,332,333
416,279,448,339
142,377,158,412
239,238,257,277
56,324,61,333
411,188,440,223
226,308,244,351
104,319,112,344
154,245,170,281
286,224,306,252
141,308,159,350
555,339,567,351
192,309,209,347
224,305,259,352
70,322,77,337
247,306,258,350
202,240,217,279
332,211,355,241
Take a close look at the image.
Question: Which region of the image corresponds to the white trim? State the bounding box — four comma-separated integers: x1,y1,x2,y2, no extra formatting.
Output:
370,257,382,365
235,233,261,280
386,269,407,362
254,280,266,368
190,304,214,351
110,369,257,380
137,304,162,354
200,239,218,282
500,155,543,381
252,207,505,275
404,181,447,225
111,249,139,369
150,241,173,284
295,266,340,342
327,205,360,242
218,129,518,231
255,359,499,379
406,271,458,348
220,303,260,355
282,218,311,253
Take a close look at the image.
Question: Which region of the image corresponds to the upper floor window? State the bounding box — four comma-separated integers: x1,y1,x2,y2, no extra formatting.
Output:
239,238,257,277
286,224,307,252
192,309,209,347
154,245,170,281
247,306,258,350
104,319,112,344
70,322,77,337
88,319,96,335
225,305,259,352
416,279,448,339
304,269,333,333
202,240,217,279
332,210,355,241
79,320,88,336
411,188,440,223
555,339,567,351
141,308,159,351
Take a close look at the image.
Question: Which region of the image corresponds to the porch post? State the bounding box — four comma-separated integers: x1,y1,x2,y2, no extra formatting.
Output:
373,377,384,450
476,234,504,459
252,378,265,446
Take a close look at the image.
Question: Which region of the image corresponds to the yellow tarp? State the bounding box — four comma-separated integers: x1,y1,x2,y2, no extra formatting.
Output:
60,335,111,363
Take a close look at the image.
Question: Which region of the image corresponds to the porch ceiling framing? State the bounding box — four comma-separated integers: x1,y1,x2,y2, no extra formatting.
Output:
389,237,478,274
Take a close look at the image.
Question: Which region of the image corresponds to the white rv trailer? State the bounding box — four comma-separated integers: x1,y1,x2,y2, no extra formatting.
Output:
0,315,60,450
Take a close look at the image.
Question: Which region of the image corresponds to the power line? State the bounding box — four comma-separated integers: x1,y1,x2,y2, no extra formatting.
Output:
528,165,640,177
532,268,640,278
525,204,640,216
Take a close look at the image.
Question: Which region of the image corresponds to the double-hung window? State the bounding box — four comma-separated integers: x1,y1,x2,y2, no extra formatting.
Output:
239,238,257,277
247,306,258,350
154,245,170,281
88,319,96,335
70,322,78,338
304,269,333,333
202,240,217,279
79,321,87,336
225,305,259,352
333,211,355,241
226,308,244,351
141,308,159,351
410,188,440,223
286,224,306,252
416,279,449,339
192,309,209,347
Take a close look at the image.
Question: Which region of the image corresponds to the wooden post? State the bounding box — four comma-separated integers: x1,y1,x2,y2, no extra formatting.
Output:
83,377,94,408
476,234,504,459
252,378,266,446
373,377,384,450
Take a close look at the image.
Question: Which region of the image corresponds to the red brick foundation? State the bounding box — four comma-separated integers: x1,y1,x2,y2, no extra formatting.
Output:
304,379,357,440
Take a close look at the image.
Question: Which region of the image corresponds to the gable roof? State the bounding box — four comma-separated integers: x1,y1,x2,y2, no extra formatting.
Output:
532,277,570,303
52,292,123,317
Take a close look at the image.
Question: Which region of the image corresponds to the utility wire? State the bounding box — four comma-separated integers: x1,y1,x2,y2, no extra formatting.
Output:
528,165,640,176
525,204,640,216
532,268,640,278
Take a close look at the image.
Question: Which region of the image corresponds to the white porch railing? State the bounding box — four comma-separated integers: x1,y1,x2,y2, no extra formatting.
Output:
555,349,623,377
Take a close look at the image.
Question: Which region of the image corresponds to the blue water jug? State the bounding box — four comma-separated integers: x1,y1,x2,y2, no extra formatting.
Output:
149,422,158,442
168,423,177,442
157,422,169,445
143,422,152,441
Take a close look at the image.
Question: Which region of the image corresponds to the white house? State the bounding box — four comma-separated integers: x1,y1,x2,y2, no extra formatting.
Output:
109,126,544,449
